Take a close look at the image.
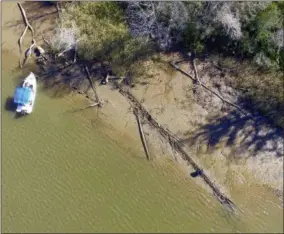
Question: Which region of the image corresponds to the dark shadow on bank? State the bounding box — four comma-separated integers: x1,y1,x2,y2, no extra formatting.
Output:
182,109,284,158
37,34,157,96
38,55,91,98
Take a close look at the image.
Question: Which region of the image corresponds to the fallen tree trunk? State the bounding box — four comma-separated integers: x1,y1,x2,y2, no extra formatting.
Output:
118,85,236,212
169,61,249,117
18,26,28,68
22,39,36,67
134,109,151,161
18,3,35,39
84,65,103,107
17,3,37,68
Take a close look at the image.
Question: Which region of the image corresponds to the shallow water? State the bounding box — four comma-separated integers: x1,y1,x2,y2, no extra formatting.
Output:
1,2,283,233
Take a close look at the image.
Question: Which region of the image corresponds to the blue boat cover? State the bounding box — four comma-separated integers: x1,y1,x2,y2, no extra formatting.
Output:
14,87,32,105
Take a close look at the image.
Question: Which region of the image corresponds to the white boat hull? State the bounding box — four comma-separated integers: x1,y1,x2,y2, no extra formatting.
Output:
15,72,37,114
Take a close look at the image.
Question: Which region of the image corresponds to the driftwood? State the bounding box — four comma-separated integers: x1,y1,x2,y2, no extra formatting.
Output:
169,61,249,117
17,3,46,68
118,85,236,212
134,108,151,160
101,74,125,85
18,3,35,39
56,2,61,22
22,39,36,67
57,39,81,57
18,25,28,68
57,46,74,57
78,102,100,111
73,47,77,63
84,65,103,107
33,35,235,210
42,36,52,47
192,59,203,87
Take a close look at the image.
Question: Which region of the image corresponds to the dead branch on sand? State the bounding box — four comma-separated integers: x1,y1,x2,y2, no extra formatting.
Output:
56,2,62,22
169,61,250,117
22,39,36,67
18,3,35,38
192,59,203,88
101,74,125,85
17,3,46,68
18,25,28,68
42,36,52,47
79,102,101,111
84,65,104,107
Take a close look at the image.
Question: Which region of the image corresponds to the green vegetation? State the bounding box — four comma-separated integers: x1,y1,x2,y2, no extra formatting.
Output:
58,2,155,77
179,2,284,70
55,2,283,70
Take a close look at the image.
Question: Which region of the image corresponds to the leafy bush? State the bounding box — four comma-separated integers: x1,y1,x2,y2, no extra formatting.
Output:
240,2,284,69
57,2,155,77
124,2,282,70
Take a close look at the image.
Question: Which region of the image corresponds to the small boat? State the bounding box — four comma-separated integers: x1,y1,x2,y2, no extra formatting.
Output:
13,72,37,116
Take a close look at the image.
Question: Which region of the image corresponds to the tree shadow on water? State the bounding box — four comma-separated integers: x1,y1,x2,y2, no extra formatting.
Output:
183,110,284,158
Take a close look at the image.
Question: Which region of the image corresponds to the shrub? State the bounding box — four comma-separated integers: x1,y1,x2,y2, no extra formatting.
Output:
52,2,155,77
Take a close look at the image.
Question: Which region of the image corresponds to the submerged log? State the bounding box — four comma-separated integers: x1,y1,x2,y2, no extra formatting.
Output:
118,86,236,212
134,109,151,161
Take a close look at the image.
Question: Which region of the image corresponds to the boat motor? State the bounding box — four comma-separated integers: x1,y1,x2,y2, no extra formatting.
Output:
21,110,27,115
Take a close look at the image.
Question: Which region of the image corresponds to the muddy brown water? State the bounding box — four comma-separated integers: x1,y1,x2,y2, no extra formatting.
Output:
1,2,283,233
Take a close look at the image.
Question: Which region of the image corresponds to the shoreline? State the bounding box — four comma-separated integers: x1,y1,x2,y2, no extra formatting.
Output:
7,0,284,200
83,56,284,195
57,52,282,202
3,2,283,232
